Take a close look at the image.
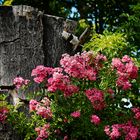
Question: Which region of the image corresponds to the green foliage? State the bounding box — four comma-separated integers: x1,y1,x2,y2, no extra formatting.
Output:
7,105,47,140
2,0,13,5
75,19,90,36
0,94,8,107
75,19,94,44
10,0,71,18
84,31,129,60
119,2,140,58
0,50,139,139
2,0,138,33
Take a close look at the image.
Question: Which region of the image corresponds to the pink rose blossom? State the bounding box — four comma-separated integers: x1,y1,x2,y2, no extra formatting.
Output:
29,98,52,119
64,84,79,97
47,72,69,92
104,122,139,140
125,62,138,79
85,88,105,110
112,58,125,71
110,125,121,139
60,51,106,81
116,77,132,90
104,125,110,136
0,107,9,123
13,76,30,89
95,54,107,62
91,115,101,125
35,124,50,140
36,105,52,119
122,55,131,63
131,107,140,120
70,111,81,118
40,97,51,107
112,56,138,90
104,124,121,139
31,65,53,83
131,107,140,113
29,99,39,112
63,135,68,140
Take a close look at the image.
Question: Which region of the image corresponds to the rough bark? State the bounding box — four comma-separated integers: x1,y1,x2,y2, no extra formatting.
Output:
0,5,77,86
0,5,44,86
43,15,77,67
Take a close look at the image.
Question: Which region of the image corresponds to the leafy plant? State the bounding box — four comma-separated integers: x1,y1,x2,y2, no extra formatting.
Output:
84,31,131,60
0,51,139,140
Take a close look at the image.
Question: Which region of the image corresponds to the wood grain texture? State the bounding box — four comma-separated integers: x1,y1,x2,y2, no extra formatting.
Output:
0,6,77,86
43,14,77,67
0,6,44,86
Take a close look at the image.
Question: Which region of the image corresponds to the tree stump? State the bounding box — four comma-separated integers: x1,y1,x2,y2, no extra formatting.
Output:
0,5,77,86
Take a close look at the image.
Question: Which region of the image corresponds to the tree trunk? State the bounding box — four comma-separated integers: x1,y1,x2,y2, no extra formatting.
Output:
43,14,77,67
0,5,77,86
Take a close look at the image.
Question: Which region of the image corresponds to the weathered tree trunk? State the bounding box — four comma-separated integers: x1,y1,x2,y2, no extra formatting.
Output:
43,14,77,67
0,5,77,86
0,5,44,86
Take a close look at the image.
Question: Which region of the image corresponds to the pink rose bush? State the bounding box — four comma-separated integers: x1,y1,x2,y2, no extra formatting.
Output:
31,65,53,83
60,52,106,80
29,52,139,140
131,107,140,120
2,51,139,140
104,121,139,140
112,55,138,90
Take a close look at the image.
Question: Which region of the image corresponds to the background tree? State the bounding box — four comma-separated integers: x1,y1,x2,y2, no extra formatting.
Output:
2,0,140,62
2,0,139,34
119,2,140,59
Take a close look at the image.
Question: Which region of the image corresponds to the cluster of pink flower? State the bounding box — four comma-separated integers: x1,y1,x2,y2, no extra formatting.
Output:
0,107,9,123
47,70,79,97
85,88,105,110
112,55,138,90
31,66,79,97
60,51,106,81
31,52,107,97
13,76,30,89
47,70,69,92
131,107,140,120
31,65,53,83
104,121,139,140
70,110,81,118
91,114,101,125
35,123,50,140
29,97,52,119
